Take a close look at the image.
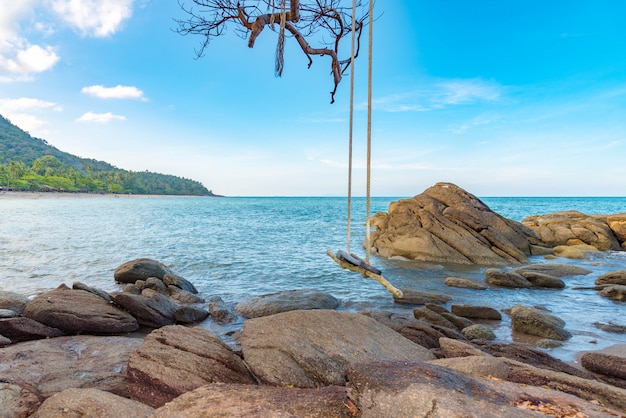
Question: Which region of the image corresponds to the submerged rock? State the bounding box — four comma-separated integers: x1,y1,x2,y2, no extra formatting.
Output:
512,263,593,278
510,305,572,341
444,276,487,290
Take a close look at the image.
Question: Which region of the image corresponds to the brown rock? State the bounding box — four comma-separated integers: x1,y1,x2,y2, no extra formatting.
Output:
0,290,30,315
361,311,446,349
607,213,626,241
413,307,456,329
451,303,502,320
581,352,626,381
512,263,592,278
516,270,565,288
168,285,205,304
596,270,626,286
208,296,236,324
392,288,451,305
111,288,179,328
599,285,626,301
0,317,65,343
0,383,40,418
444,276,487,290
510,305,571,341
438,337,489,358
127,325,256,408
114,258,172,284
430,356,509,379
234,289,339,318
163,273,198,294
485,268,532,288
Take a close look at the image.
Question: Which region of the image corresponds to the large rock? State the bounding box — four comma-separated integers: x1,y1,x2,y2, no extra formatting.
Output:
234,289,339,318
512,263,592,278
516,270,565,288
111,288,179,328
522,210,621,251
127,325,256,408
0,290,30,315
23,284,138,334
152,384,358,418
208,296,236,324
369,183,539,265
581,352,626,381
241,309,435,388
0,317,65,343
606,213,626,245
0,335,142,400
599,285,626,301
444,276,487,290
485,268,532,288
510,305,571,341
429,356,510,379
596,270,626,286
30,388,154,418
361,311,448,349
451,303,502,320
114,258,172,284
0,383,40,418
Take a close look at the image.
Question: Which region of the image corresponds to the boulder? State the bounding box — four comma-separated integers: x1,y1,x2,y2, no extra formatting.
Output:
23,284,138,334
114,258,172,284
163,273,198,294
510,305,571,341
369,183,537,265
439,311,474,330
361,311,447,349
168,285,205,304
72,281,112,302
413,307,456,329
208,296,236,324
240,310,435,388
522,210,621,251
429,356,509,379
152,384,358,418
0,383,39,418
0,335,142,400
485,268,532,288
599,285,626,301
111,288,179,328
438,337,489,358
606,213,626,242
594,321,626,334
0,290,30,315
512,263,592,278
444,276,487,290
173,304,209,323
392,289,451,305
0,317,64,343
581,352,626,381
144,277,169,294
462,324,496,340
451,303,502,320
234,289,339,318
516,271,565,288
127,325,256,408
553,244,598,259
30,388,154,418
596,270,626,286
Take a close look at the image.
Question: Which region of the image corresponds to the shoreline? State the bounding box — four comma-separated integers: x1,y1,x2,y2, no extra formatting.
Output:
0,191,212,199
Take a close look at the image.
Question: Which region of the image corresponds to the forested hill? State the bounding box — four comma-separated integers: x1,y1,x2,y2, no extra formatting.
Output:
0,115,214,196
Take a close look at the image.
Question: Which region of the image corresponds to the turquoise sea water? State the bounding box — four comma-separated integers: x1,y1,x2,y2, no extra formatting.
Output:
1,194,625,360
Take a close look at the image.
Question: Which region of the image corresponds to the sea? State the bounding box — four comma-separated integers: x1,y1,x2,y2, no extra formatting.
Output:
1,194,625,361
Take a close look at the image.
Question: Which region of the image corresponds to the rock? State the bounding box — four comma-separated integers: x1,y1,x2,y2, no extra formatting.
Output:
510,305,571,341
522,210,621,251
462,324,496,340
72,281,112,302
444,276,487,290
596,270,626,286
512,263,592,278
163,273,198,294
485,268,532,288
0,383,39,418
114,258,172,284
430,356,510,379
440,312,474,329
144,277,168,293
413,307,456,329
535,339,563,349
241,309,435,388
208,296,236,324
0,290,30,315
369,183,537,265
111,288,179,328
23,284,138,334
392,289,452,305
438,337,489,358
606,213,626,242
152,384,358,418
553,244,599,259
599,285,626,301
173,304,209,323
234,289,339,318
361,311,447,349
451,303,502,320
127,325,256,408
0,317,65,343
0,334,10,346
0,335,142,400
0,309,17,318
516,271,565,288
30,388,154,418
168,285,205,304
346,360,616,418
594,321,626,334
581,352,626,381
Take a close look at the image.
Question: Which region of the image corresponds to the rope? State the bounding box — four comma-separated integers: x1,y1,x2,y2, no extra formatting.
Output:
365,0,373,264
275,0,287,77
346,0,357,253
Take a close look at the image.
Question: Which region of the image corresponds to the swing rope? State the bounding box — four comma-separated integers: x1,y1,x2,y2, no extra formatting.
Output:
365,0,373,264
346,0,356,253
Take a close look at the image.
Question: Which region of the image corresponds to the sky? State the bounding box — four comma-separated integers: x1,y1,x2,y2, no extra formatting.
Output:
1,1,625,197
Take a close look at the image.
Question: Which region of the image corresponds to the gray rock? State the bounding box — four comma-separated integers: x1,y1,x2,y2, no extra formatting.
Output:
462,324,496,340
0,334,10,346
430,356,509,379
168,285,205,304
173,304,209,323
30,388,154,418
393,288,452,305
23,284,138,334
152,384,358,418
444,276,487,290
438,337,489,358
516,271,565,288
114,258,172,284
0,317,64,343
596,270,626,286
581,352,626,381
144,277,168,293
0,383,39,418
535,339,563,349
163,273,198,294
72,281,112,302
235,289,339,318
111,288,179,328
440,312,474,329
0,308,17,318
599,285,626,301
413,307,456,329
127,325,256,408
0,290,30,315
485,268,532,288
510,305,571,341
451,303,502,320
241,309,435,388
594,321,626,334
512,263,592,278
208,296,236,324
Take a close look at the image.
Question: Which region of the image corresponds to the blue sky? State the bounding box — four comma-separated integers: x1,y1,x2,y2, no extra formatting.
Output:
1,1,625,196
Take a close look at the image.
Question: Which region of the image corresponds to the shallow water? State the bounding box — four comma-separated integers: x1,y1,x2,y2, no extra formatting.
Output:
1,194,625,360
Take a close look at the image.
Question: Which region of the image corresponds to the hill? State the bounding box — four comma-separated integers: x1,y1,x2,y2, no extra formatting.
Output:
0,115,214,196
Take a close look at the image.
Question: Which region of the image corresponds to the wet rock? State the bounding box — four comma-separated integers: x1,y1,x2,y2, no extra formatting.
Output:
606,213,626,243
23,284,138,334
168,285,205,304
0,290,30,315
234,289,339,318
127,325,255,408
144,277,168,294
438,337,489,358
163,273,198,294
392,289,451,305
581,352,626,381
440,312,474,329
485,268,532,288
0,317,64,343
594,321,626,334
72,281,112,302
152,384,358,418
172,304,209,323
30,388,154,418
369,182,537,265
596,270,626,286
553,243,598,259
241,309,435,388
516,271,565,288
111,288,178,328
444,276,487,290
413,307,456,329
0,308,17,318
361,311,447,349
510,305,571,341
451,303,502,320
0,335,142,400
208,296,236,324
114,258,172,284
599,285,626,301
0,383,39,418
535,339,563,349
512,263,592,278
430,356,510,379
462,324,496,340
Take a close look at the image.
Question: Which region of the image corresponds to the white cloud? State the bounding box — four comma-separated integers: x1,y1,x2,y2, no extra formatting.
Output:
51,0,134,38
77,111,126,123
81,84,146,100
0,97,62,134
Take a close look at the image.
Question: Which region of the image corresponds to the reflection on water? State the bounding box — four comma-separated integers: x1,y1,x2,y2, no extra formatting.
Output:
1,195,625,360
